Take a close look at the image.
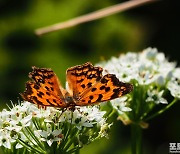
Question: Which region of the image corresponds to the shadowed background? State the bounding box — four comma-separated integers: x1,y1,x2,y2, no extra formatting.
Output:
0,0,179,153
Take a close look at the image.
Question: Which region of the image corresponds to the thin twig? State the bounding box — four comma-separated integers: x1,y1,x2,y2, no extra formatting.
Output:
35,0,157,36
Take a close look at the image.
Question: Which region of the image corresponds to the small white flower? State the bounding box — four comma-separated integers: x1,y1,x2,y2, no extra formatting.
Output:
167,80,180,99
110,96,132,114
142,47,158,60
146,89,168,104
173,68,180,78
156,76,165,86
15,143,23,149
43,107,61,123
21,115,32,127
36,124,63,146
0,130,16,149
71,109,93,129
59,109,72,122
167,68,180,99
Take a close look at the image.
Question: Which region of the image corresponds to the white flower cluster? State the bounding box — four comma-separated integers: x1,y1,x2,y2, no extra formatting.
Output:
0,101,108,151
101,47,176,85
98,47,180,114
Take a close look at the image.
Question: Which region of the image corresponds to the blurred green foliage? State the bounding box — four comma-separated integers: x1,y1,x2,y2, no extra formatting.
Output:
0,0,179,153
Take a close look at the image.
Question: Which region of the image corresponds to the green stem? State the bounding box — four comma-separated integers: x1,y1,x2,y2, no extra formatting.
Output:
108,109,116,117
21,128,45,154
131,124,142,154
74,144,80,154
64,127,79,152
107,108,117,123
66,146,80,154
17,138,41,154
145,99,177,121
25,127,45,151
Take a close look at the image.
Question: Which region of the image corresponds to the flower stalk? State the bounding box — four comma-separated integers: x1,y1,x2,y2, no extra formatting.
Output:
131,124,142,154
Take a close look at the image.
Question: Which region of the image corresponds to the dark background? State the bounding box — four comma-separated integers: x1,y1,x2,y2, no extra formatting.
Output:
0,0,179,153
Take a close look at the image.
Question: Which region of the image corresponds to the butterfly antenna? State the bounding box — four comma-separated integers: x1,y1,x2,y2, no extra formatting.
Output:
55,108,67,123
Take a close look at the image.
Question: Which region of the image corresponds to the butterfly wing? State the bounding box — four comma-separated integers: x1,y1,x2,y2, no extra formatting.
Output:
21,66,68,108
66,62,133,106
76,74,133,105
66,62,103,98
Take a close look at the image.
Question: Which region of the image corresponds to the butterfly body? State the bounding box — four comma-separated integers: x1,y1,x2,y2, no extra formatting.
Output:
21,62,133,108
65,96,74,104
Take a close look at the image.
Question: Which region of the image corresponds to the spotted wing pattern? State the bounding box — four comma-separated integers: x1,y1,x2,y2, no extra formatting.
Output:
21,66,68,108
66,62,133,106
66,62,103,99
75,74,133,106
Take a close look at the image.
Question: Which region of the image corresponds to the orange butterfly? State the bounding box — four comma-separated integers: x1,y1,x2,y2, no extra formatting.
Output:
21,62,133,108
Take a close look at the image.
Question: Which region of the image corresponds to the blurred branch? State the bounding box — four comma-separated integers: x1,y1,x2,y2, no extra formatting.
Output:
35,0,157,36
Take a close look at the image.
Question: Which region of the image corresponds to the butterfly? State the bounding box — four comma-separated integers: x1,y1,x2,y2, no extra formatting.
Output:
21,62,133,108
